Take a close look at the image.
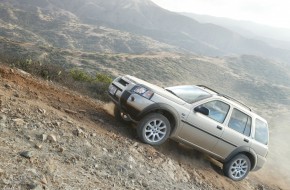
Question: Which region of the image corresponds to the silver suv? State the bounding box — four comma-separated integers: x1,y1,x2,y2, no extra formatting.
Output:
108,75,269,181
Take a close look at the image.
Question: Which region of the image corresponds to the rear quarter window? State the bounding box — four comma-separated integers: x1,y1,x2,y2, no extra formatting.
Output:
228,108,251,136
255,119,269,145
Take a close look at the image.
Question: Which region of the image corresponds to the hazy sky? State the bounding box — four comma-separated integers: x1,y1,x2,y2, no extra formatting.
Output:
151,0,290,29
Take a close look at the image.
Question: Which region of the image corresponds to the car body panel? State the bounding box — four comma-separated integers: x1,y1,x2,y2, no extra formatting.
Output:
108,75,269,172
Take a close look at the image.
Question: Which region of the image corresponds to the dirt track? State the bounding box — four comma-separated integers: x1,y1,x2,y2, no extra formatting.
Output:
0,65,283,190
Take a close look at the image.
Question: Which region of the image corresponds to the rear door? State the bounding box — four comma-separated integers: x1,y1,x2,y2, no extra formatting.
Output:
178,100,230,152
213,108,252,159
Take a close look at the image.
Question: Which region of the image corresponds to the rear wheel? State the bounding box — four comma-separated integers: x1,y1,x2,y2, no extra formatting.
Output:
137,113,171,145
223,154,251,181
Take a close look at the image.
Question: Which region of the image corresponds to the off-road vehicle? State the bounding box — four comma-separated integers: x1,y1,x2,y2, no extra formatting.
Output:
108,75,269,181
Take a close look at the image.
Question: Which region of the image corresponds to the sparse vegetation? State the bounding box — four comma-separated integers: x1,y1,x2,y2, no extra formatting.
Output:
2,57,112,102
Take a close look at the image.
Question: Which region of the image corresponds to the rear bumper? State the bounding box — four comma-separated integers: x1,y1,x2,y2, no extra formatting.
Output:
252,155,267,171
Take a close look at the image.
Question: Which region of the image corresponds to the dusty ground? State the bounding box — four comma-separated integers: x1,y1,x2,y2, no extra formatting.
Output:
0,65,284,190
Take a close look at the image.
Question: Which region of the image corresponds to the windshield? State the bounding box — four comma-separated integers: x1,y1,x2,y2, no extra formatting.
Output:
166,85,211,103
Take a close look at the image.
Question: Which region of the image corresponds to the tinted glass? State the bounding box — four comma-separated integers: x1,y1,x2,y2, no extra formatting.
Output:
166,86,211,103
228,109,252,136
201,100,230,123
255,119,269,145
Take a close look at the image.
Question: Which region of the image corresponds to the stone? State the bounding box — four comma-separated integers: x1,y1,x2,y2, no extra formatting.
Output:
0,114,7,122
26,168,38,176
59,147,64,153
0,168,4,176
84,140,92,147
12,118,25,126
41,134,48,141
20,151,34,159
128,156,136,164
97,118,104,123
72,128,84,136
141,180,149,188
38,108,46,114
35,144,42,149
4,84,11,89
40,176,48,184
64,109,77,114
28,182,42,190
257,184,265,190
133,142,138,147
52,121,61,127
47,134,57,142
91,133,97,137
78,110,86,113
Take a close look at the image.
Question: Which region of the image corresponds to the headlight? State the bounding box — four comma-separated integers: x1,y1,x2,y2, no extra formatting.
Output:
132,86,154,99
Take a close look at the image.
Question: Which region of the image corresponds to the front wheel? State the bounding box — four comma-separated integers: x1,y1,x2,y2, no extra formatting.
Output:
137,113,171,146
223,154,251,181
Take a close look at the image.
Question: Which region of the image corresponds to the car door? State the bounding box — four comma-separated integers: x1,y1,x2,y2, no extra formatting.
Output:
178,100,230,152
213,108,252,159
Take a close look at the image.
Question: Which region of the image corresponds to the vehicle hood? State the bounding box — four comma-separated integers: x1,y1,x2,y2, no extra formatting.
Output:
125,75,186,105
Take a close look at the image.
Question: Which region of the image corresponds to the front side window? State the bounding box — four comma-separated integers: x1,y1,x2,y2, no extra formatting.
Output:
228,109,252,136
201,100,230,123
255,119,269,145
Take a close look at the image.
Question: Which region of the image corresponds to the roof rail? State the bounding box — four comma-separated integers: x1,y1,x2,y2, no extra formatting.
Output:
219,94,252,111
196,85,219,94
197,85,252,111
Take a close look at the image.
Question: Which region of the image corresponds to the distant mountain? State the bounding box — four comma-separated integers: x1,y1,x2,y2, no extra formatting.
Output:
0,0,178,54
1,0,290,62
181,12,290,50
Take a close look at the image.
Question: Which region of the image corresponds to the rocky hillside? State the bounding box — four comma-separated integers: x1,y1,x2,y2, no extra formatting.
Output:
0,1,177,54
1,0,290,61
0,65,284,190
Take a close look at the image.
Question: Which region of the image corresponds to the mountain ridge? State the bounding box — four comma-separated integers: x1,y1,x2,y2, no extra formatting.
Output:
1,0,290,62
181,12,290,50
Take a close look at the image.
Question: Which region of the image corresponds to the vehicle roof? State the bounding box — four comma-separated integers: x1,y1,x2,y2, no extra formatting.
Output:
196,85,252,109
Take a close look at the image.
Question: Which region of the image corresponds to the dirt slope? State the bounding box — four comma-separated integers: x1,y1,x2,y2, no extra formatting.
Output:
0,65,282,190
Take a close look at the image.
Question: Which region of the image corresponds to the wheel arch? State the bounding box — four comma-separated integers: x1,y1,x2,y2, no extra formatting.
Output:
137,103,179,135
224,146,257,171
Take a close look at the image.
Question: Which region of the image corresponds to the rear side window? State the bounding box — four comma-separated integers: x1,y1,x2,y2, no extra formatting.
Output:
228,109,251,136
255,119,269,145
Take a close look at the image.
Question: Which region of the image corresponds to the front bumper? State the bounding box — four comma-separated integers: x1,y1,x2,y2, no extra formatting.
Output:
108,83,155,120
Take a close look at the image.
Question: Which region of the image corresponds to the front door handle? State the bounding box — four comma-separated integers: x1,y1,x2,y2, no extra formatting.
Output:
217,125,223,130
244,138,249,143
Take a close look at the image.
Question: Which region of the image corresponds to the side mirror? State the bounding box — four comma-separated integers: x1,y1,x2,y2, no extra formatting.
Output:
194,106,209,116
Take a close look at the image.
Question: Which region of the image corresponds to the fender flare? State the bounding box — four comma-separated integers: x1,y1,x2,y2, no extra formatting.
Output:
224,146,257,170
137,103,180,134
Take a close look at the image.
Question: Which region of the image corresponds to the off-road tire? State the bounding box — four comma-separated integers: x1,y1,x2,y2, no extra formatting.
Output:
223,154,251,181
137,113,171,145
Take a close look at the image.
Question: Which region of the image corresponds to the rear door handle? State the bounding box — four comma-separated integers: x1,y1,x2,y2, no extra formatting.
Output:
244,138,249,143
217,125,223,130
